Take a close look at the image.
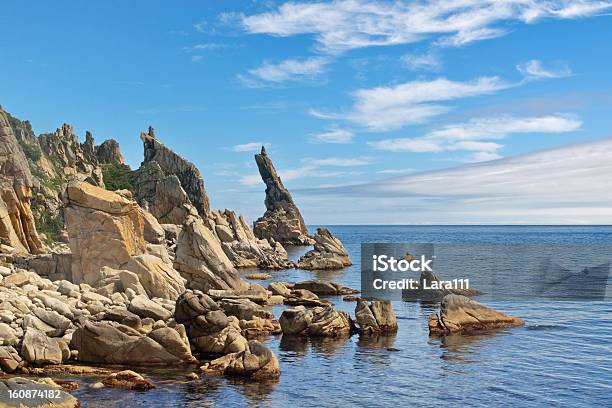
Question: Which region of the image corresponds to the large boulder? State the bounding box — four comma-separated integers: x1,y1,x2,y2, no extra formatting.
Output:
175,291,248,354
21,328,64,365
253,147,313,246
355,300,398,334
70,321,196,365
174,215,249,292
0,345,23,372
126,254,186,301
297,228,352,270
128,295,172,321
64,180,146,284
428,294,524,335
279,305,352,337
200,340,280,380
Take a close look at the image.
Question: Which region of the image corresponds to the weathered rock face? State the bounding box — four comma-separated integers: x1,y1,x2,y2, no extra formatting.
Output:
297,228,352,270
355,300,398,334
200,340,280,380
0,107,44,254
174,215,249,292
253,147,313,246
102,370,156,391
140,128,210,217
96,139,125,165
428,294,524,335
71,321,196,365
64,180,146,284
132,161,195,225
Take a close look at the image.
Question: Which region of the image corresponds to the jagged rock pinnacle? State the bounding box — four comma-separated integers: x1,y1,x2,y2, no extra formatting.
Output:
253,149,313,246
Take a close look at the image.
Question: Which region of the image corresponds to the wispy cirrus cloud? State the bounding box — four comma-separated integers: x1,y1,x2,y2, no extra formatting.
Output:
401,51,442,71
238,57,329,87
311,76,513,131
304,156,373,166
517,59,573,79
227,142,271,152
239,165,363,186
310,128,354,144
301,137,612,224
368,114,582,162
240,0,612,53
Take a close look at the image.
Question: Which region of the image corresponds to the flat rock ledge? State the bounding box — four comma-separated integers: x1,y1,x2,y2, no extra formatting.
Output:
428,294,524,335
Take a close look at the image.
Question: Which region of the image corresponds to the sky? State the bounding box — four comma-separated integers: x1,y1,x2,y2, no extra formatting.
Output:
2,0,612,224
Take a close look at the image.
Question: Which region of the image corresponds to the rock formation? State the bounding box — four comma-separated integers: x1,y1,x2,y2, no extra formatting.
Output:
428,294,524,335
355,300,398,334
297,228,352,270
4,106,127,246
279,305,353,337
96,139,125,165
201,339,280,380
253,147,313,246
64,180,146,285
140,128,210,217
71,321,196,365
0,106,44,254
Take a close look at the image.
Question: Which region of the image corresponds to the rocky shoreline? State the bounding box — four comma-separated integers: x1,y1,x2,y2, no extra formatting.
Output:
0,105,524,407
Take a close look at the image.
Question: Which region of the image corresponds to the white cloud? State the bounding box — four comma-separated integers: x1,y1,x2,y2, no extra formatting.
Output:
369,114,582,162
311,128,354,144
303,137,612,224
517,59,572,79
305,156,373,166
191,43,226,50
377,168,416,174
191,55,204,63
228,142,270,152
239,164,364,186
313,76,513,131
240,57,329,86
401,51,442,71
241,0,612,53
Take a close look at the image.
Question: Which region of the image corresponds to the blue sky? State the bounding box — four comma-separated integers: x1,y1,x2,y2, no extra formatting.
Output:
2,1,612,224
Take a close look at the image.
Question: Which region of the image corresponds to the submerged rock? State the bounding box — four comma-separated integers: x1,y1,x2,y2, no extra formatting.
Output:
253,147,313,246
102,370,155,391
428,294,524,335
297,228,352,270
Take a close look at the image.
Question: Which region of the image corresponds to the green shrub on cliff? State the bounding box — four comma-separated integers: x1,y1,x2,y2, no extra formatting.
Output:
101,163,134,191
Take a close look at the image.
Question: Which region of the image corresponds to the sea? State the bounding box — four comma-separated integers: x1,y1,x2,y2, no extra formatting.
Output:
67,226,612,407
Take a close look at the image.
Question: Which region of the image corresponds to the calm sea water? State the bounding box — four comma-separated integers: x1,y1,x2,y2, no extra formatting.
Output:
69,226,612,407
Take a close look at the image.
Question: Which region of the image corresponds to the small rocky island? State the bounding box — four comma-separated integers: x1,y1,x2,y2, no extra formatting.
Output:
0,105,524,407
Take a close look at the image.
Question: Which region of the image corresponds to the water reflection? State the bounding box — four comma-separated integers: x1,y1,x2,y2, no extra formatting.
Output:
357,333,397,350
432,331,511,364
278,334,351,358
227,377,278,406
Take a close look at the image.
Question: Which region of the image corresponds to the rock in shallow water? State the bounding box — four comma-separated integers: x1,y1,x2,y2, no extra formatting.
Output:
279,305,353,337
201,340,280,380
297,228,352,270
355,300,398,334
428,294,524,335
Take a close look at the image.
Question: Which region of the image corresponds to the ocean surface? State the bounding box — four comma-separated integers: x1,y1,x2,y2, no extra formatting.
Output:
69,226,612,407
